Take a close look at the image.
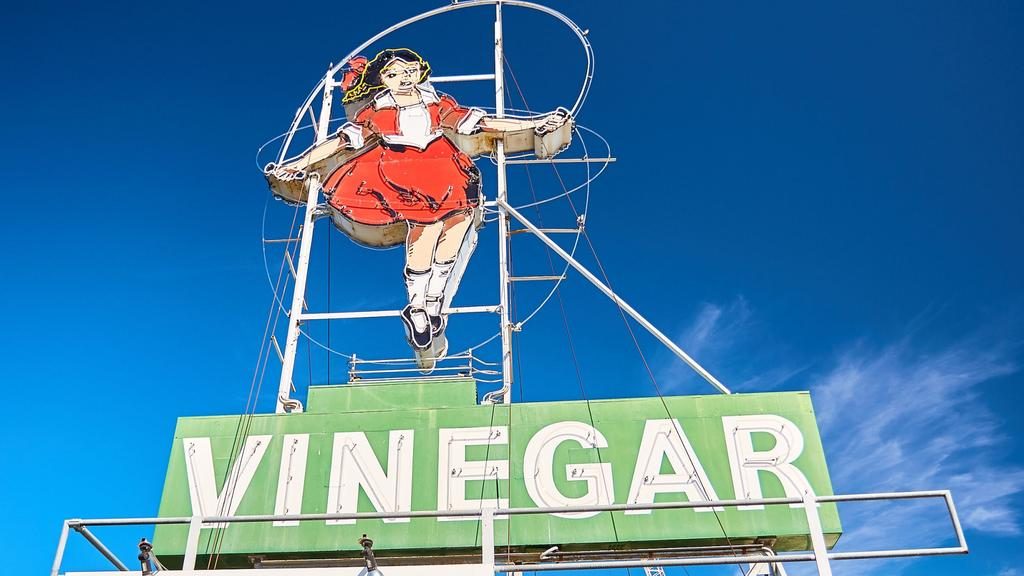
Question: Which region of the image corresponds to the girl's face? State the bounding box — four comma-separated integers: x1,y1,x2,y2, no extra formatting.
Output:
380,59,422,95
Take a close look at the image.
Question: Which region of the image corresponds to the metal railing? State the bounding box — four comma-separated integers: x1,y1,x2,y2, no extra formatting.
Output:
52,490,967,576
345,351,502,383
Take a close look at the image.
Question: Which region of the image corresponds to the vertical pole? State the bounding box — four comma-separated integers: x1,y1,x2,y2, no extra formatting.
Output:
51,520,70,576
494,0,514,404
183,515,203,571
944,490,968,551
802,491,833,576
481,508,496,569
277,70,335,413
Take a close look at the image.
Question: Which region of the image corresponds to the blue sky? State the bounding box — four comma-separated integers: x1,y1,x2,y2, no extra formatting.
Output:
1,1,1022,575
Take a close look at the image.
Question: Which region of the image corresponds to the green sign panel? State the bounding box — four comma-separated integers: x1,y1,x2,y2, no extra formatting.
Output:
155,380,840,564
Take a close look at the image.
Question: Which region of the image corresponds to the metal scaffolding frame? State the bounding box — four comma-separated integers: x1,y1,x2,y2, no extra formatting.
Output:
52,490,967,576
268,0,729,413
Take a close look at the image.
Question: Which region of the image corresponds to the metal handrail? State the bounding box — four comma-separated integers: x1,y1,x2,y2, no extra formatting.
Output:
345,350,499,384
53,490,968,576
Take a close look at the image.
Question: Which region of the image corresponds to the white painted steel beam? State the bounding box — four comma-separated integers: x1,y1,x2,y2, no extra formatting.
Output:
69,525,129,571
276,176,321,413
54,492,969,576
944,490,969,550
298,305,499,321
509,228,580,235
494,555,821,572
493,0,514,405
182,516,203,571
505,157,616,164
510,275,566,282
431,74,496,83
277,67,336,413
270,335,284,363
481,508,496,568
283,250,298,279
802,490,833,576
66,489,964,526
67,567,492,576
51,520,69,576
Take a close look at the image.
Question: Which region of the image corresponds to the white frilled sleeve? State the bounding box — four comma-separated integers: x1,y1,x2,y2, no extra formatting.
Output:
455,108,486,135
438,94,485,135
339,123,365,149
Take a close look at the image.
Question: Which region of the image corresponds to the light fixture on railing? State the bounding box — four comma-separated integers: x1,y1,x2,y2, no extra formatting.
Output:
359,534,382,576
138,538,154,575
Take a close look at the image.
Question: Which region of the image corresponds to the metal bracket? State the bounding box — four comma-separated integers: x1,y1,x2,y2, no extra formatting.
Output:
313,203,334,221
279,395,304,413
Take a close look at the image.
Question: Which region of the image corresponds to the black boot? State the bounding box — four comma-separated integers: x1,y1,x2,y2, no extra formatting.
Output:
400,305,433,350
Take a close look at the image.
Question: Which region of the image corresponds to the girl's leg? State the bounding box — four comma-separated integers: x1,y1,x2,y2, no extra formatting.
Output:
424,211,474,327
403,221,444,347
406,221,443,273
434,211,473,263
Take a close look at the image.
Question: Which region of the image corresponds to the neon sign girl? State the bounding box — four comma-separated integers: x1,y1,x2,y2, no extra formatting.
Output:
326,49,570,355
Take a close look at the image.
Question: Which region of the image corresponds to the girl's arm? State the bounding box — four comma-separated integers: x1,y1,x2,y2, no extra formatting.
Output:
478,117,537,132
268,107,373,179
439,93,570,135
334,105,376,149
479,110,570,133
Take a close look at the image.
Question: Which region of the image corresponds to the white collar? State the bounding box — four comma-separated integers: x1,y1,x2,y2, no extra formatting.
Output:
373,82,441,109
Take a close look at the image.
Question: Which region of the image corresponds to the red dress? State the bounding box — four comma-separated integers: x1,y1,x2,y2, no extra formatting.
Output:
324,85,483,226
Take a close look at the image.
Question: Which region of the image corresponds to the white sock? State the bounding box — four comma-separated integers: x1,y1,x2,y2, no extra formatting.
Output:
425,296,442,318
425,259,456,315
405,267,430,310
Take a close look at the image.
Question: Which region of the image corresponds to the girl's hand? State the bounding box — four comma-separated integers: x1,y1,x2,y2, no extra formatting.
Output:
535,108,571,135
264,163,307,182
334,130,352,148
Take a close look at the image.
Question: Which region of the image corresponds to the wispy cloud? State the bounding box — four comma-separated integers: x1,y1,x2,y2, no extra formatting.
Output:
663,296,806,393
667,301,1023,576
679,297,752,360
814,334,1020,526
804,329,1023,575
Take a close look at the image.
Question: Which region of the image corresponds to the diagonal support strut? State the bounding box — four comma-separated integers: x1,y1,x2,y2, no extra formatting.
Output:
498,198,731,395
68,523,130,571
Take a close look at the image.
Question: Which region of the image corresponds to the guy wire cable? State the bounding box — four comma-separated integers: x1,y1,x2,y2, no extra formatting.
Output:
550,145,747,576
212,196,307,566
503,61,621,543
557,182,747,576
503,54,744,575
208,192,304,568
209,216,300,568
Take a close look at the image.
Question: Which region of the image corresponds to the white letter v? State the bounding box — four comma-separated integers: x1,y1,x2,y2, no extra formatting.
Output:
182,436,272,527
